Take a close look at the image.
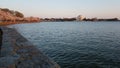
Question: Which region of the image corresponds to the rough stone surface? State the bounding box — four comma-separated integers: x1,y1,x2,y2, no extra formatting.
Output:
0,26,60,68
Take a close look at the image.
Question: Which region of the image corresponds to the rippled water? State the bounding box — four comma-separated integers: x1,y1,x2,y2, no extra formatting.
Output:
10,22,120,68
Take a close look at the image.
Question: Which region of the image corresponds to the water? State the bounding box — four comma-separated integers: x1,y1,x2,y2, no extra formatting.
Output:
10,21,120,68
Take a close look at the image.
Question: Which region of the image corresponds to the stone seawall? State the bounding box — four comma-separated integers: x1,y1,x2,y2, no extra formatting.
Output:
0,26,60,68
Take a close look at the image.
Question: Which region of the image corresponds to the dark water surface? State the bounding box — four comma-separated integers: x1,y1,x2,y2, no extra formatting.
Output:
10,22,120,68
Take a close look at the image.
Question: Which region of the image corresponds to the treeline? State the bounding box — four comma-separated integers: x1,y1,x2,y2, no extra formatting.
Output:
0,8,24,18
0,8,40,22
42,18,76,22
83,18,119,21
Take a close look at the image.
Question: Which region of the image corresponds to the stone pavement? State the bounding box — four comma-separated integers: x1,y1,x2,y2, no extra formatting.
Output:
0,27,60,68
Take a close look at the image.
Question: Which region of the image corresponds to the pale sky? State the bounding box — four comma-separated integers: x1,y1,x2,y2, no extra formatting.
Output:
0,0,120,18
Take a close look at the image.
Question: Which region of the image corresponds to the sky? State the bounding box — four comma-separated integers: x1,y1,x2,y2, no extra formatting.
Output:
0,0,120,19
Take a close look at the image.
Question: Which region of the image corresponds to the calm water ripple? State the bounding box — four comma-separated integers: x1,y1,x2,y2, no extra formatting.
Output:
10,21,120,68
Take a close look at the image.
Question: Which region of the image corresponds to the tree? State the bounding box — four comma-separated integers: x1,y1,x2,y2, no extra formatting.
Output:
15,11,24,18
1,8,10,12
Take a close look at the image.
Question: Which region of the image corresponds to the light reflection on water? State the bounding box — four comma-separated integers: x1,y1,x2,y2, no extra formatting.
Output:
10,22,120,68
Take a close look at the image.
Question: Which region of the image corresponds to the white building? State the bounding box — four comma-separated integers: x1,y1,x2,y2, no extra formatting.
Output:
76,15,85,21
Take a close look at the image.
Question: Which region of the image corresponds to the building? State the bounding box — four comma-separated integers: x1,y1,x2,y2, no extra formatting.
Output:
76,15,85,21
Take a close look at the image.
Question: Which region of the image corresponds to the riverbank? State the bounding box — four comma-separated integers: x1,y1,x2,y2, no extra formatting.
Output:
0,22,21,26
0,26,60,68
0,22,40,26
